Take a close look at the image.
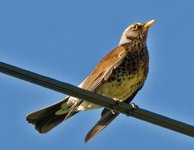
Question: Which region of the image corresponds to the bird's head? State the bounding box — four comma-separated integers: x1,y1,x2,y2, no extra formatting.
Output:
119,20,155,46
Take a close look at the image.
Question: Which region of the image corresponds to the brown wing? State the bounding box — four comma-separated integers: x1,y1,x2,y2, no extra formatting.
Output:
79,45,128,91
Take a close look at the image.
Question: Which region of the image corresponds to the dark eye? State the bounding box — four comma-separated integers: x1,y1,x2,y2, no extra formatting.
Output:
132,24,139,30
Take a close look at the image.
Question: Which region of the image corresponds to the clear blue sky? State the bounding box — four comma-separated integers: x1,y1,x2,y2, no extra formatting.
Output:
1,0,194,149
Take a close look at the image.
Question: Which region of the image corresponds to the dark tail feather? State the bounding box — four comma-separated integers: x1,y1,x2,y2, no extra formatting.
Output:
85,109,119,143
85,90,140,142
26,97,78,133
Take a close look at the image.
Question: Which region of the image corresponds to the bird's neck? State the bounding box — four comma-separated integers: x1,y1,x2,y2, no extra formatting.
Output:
118,36,146,46
118,36,131,46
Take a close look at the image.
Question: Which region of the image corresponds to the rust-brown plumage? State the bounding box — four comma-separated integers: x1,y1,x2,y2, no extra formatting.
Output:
26,20,155,142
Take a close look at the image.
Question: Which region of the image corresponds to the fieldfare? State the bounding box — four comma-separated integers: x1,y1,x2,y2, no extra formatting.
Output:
26,20,155,142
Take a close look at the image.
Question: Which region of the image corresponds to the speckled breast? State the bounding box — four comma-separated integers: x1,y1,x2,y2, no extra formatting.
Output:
96,45,149,101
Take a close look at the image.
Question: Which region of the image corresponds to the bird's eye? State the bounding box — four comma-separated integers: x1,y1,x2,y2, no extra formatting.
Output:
131,24,139,30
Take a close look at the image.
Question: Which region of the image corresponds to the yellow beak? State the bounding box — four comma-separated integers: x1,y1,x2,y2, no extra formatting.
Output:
143,20,156,28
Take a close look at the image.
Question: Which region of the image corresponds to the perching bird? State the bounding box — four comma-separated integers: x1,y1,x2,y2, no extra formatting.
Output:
26,20,155,142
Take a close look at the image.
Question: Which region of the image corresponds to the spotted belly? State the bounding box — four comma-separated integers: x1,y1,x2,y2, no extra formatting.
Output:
96,70,145,101
78,47,148,111
78,69,146,111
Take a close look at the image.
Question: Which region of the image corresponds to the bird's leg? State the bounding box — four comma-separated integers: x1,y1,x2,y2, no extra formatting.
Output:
111,98,123,114
127,103,139,116
130,103,139,109
111,110,115,114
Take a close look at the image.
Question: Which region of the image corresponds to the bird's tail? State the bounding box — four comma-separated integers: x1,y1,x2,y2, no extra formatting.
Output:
85,90,139,142
26,97,78,133
85,109,119,142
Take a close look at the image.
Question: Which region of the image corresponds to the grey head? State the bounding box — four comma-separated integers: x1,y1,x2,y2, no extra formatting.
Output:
119,20,155,46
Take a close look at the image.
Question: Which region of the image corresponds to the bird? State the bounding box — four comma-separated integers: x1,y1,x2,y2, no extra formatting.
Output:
26,20,155,142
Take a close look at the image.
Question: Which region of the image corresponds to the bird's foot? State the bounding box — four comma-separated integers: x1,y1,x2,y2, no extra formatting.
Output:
111,98,123,114
113,98,123,102
127,103,139,116
130,103,139,109
111,110,116,114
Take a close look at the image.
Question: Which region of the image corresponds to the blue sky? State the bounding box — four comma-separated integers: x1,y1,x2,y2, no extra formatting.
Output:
1,0,194,149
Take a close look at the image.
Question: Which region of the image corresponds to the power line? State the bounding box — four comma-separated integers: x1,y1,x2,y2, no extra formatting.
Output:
1,61,194,137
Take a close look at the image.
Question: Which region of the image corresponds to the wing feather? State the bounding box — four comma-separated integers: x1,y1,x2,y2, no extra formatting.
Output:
80,46,128,91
